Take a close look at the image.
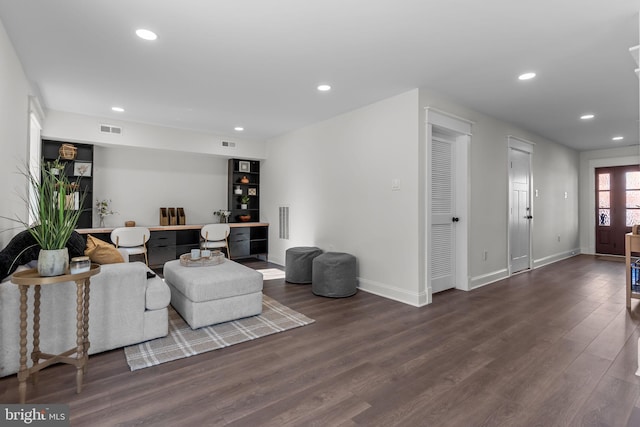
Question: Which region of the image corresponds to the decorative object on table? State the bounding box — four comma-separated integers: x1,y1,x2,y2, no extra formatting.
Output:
234,186,243,195
58,143,77,160
179,251,225,267
240,195,250,209
213,209,231,223
2,161,87,276
239,214,251,222
168,207,177,225
73,161,92,177
239,161,250,173
125,220,136,227
70,255,91,274
96,199,117,228
159,208,168,226
240,175,250,184
248,188,257,196
177,207,186,225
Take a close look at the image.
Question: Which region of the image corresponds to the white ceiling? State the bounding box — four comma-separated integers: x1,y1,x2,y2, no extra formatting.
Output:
0,0,638,151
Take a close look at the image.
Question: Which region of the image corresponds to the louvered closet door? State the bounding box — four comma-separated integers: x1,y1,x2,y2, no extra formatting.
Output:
431,134,456,293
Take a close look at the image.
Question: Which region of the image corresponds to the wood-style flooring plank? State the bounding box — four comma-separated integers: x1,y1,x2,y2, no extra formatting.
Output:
1,255,640,426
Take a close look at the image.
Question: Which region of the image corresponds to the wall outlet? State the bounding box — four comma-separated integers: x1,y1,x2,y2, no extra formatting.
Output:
483,250,488,261
391,179,401,191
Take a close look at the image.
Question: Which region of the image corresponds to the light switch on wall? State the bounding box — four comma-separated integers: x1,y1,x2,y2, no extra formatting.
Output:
391,179,401,191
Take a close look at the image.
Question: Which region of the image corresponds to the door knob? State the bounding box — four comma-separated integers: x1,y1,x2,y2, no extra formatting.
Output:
451,217,460,222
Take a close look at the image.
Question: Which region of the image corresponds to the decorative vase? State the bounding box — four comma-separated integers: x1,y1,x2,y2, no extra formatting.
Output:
240,176,249,184
99,217,105,228
37,248,69,277
234,186,242,195
220,216,228,224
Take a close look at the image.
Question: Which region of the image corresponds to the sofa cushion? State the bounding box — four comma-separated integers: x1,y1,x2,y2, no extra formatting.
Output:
163,259,263,303
146,276,171,310
85,234,125,264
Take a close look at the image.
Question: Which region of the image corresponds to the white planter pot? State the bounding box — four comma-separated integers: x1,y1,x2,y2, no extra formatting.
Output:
37,248,69,277
241,204,248,209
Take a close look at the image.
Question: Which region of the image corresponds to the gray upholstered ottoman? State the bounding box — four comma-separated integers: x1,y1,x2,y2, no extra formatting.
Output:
312,252,357,297
285,246,323,284
163,259,263,329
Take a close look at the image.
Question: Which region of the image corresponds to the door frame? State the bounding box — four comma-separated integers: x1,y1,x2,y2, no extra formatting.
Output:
507,136,534,275
425,107,473,304
585,157,640,254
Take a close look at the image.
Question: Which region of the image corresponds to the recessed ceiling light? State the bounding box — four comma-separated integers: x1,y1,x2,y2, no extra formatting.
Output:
580,114,595,120
518,72,536,80
612,136,624,141
317,84,331,92
136,29,157,41
111,106,124,112
234,127,244,132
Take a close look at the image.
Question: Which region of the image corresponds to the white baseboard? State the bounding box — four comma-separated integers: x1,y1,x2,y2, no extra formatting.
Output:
357,277,428,307
470,268,509,290
533,248,580,269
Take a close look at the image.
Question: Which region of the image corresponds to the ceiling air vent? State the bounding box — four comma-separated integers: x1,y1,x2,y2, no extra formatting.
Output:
222,141,236,148
100,124,122,135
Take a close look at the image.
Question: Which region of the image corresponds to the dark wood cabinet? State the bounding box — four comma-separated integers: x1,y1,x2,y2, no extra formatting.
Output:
42,139,94,229
228,159,260,223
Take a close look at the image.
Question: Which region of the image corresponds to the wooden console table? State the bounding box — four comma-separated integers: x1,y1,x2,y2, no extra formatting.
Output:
10,264,100,403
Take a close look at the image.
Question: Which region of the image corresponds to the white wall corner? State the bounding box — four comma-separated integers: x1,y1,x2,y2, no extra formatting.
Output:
358,277,428,307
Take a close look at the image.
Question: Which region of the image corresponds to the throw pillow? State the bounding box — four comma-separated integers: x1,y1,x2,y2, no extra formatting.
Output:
85,234,125,264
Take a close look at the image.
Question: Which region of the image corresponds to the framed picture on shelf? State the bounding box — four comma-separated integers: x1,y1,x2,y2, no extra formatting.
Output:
248,188,257,196
239,161,250,173
73,161,92,177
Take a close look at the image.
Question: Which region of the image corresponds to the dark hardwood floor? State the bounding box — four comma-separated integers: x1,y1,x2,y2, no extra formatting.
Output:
2,255,640,426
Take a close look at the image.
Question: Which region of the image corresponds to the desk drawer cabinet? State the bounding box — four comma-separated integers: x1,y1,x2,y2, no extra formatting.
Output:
229,228,250,258
148,231,176,267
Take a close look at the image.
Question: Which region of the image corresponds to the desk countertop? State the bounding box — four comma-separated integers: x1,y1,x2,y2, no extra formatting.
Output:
76,222,269,234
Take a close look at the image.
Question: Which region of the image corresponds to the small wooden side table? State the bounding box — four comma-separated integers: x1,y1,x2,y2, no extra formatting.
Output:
10,264,100,403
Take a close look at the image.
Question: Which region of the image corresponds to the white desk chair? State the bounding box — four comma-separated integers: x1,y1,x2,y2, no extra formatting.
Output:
111,227,151,265
201,224,230,258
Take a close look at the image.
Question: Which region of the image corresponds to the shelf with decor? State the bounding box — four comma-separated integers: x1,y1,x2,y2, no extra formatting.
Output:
227,159,260,224
41,139,94,229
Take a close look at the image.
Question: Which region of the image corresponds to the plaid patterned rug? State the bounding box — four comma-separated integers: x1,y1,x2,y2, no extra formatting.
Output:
124,295,314,371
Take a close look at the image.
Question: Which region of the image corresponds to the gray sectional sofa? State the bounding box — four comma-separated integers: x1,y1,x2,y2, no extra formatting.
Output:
0,261,170,377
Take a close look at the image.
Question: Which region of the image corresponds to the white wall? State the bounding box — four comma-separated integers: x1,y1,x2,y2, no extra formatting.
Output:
417,88,580,289
43,110,266,160
0,18,33,247
93,145,228,227
262,89,423,305
579,145,640,254
41,110,266,228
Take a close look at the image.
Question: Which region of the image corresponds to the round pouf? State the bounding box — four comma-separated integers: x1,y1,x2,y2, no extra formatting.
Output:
285,246,323,284
312,252,357,297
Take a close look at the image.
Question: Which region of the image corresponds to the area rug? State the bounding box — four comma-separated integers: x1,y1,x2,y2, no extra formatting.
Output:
124,295,314,371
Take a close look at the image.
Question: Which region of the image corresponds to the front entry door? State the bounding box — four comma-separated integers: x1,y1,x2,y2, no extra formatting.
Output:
596,165,640,255
509,147,532,273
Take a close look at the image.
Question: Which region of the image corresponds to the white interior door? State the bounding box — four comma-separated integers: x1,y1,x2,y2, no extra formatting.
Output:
509,146,532,273
431,132,456,293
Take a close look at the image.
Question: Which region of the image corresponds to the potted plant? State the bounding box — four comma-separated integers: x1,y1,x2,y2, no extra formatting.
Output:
13,161,86,276
46,158,66,176
240,195,250,210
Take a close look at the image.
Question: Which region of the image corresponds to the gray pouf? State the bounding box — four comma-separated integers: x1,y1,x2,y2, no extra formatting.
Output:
312,252,357,297
285,246,323,284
